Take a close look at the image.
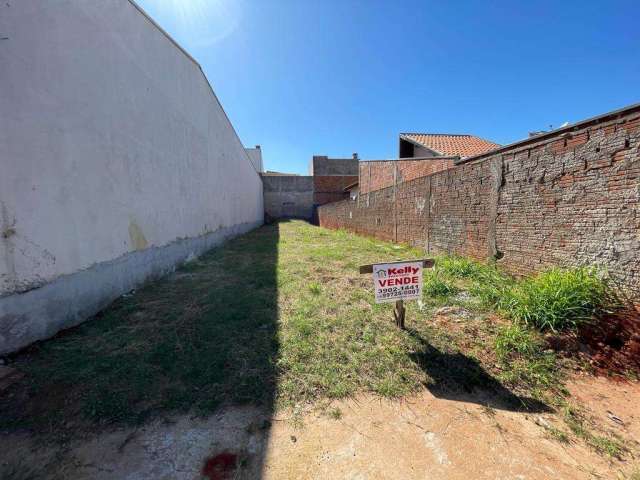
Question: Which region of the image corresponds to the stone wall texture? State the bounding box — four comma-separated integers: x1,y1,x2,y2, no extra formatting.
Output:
319,106,640,301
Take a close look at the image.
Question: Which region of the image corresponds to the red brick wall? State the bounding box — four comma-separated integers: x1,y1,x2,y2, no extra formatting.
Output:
313,175,358,205
319,108,640,301
359,158,456,194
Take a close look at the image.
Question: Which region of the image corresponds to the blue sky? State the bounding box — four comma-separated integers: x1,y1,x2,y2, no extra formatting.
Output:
136,0,640,174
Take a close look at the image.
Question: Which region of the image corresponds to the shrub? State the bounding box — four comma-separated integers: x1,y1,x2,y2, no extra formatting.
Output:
501,267,611,331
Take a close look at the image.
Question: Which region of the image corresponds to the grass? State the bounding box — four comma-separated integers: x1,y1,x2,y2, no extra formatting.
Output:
2,226,282,429
430,253,625,455
442,257,613,332
0,220,624,460
498,267,613,331
562,404,626,458
543,425,570,443
422,269,458,298
0,221,443,434
492,323,559,399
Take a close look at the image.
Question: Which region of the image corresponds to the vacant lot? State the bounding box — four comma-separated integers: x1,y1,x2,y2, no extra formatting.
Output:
1,220,638,479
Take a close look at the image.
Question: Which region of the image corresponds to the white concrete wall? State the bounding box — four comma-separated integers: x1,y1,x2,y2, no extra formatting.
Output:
245,147,264,173
0,0,263,353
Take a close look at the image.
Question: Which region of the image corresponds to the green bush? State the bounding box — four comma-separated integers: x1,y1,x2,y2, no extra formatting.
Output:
501,267,611,331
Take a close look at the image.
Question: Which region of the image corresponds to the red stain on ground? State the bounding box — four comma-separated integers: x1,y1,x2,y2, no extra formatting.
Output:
202,451,238,480
550,307,640,377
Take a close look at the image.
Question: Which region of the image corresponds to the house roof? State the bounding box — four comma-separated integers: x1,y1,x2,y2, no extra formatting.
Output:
400,133,500,158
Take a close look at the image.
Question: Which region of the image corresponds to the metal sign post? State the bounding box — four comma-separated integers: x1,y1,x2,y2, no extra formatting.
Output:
359,259,434,329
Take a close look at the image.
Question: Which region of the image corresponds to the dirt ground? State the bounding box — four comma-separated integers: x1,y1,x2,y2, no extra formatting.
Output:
2,375,638,480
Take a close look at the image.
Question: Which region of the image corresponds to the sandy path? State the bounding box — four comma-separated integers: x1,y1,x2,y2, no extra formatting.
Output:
2,377,637,479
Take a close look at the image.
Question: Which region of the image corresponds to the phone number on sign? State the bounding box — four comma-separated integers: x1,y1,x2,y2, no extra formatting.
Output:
377,286,419,299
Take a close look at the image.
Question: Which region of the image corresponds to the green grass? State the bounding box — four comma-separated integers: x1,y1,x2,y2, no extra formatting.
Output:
422,269,459,298
543,425,570,444
562,404,626,458
1,226,283,430
440,258,613,332
493,323,558,399
1,221,447,433
436,255,494,280
0,220,623,460
499,267,613,331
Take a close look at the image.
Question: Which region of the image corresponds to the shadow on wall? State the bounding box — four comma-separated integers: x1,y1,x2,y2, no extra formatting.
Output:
0,224,281,479
407,329,550,413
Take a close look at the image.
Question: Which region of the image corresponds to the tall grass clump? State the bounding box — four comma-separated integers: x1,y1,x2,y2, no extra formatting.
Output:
501,267,612,331
468,268,514,308
493,323,557,394
422,270,458,298
435,255,516,307
436,255,490,280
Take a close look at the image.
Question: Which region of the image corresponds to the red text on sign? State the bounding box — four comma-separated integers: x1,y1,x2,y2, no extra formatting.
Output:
378,277,419,287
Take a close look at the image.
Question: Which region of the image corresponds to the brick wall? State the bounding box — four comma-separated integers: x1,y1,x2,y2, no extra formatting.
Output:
319,106,640,301
359,157,457,194
313,175,358,205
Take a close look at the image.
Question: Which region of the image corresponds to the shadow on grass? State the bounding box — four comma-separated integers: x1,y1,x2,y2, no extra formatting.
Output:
406,329,550,413
0,222,281,478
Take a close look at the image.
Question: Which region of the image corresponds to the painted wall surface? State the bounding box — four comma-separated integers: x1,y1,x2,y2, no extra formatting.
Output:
319,106,640,302
245,147,264,173
262,175,314,219
0,0,263,353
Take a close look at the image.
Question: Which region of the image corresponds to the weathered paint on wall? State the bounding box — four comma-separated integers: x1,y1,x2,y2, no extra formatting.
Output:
0,0,263,354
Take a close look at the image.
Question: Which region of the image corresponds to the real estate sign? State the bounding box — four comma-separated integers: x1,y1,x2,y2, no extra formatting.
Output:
372,261,423,304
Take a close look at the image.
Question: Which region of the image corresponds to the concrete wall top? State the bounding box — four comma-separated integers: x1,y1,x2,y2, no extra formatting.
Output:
312,156,359,176
261,175,313,193
245,147,263,173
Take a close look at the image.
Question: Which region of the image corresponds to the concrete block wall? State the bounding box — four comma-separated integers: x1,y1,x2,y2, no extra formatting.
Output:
0,0,263,354
262,175,314,219
319,105,640,302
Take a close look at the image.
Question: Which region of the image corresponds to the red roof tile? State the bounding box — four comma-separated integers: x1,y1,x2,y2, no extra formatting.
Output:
400,133,500,158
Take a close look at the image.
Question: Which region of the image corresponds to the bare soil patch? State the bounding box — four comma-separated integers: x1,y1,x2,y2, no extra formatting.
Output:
2,384,638,479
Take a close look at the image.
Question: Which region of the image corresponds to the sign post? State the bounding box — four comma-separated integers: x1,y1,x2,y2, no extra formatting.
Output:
359,259,434,329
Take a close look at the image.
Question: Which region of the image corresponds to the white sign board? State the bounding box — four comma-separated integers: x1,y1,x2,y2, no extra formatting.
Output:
373,261,423,304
